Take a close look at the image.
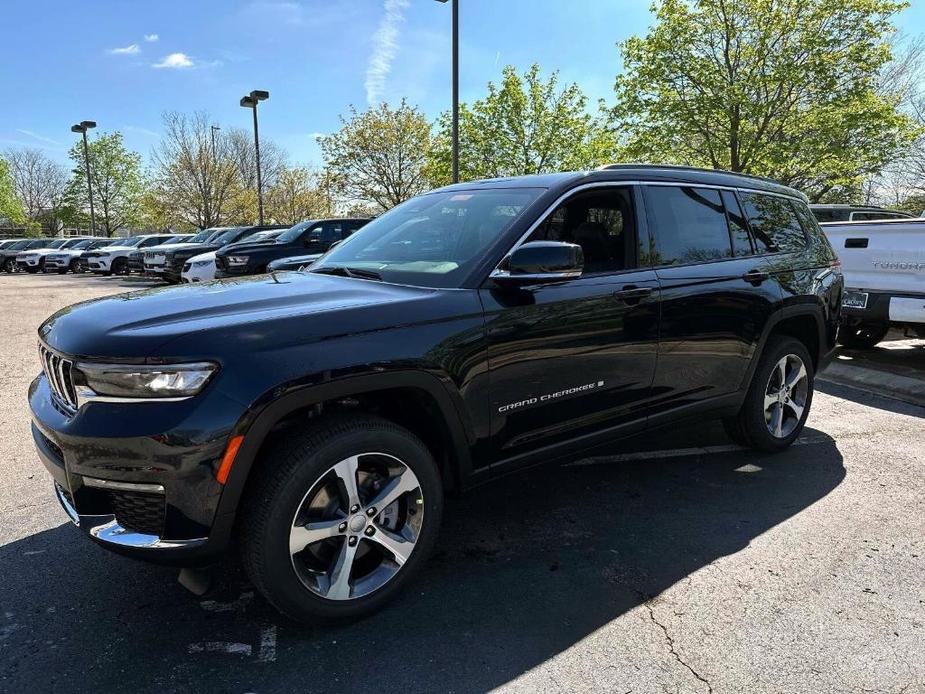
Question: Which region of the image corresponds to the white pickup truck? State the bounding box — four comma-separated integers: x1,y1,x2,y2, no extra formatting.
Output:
822,219,925,348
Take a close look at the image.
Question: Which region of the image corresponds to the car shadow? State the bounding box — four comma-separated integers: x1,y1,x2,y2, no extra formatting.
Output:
0,428,845,693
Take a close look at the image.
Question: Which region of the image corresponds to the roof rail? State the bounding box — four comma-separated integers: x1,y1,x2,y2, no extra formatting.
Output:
595,163,783,186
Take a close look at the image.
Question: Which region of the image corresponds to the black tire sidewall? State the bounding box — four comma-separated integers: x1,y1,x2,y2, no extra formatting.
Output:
245,419,443,622
743,336,815,452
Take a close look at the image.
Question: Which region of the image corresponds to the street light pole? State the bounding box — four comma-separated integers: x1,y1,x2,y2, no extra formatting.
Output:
240,90,269,225
70,121,97,235
210,125,221,158
436,0,459,183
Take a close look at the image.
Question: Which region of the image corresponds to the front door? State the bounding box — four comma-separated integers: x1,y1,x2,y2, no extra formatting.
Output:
481,185,660,466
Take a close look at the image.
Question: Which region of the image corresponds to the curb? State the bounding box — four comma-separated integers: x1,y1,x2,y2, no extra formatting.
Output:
818,361,925,409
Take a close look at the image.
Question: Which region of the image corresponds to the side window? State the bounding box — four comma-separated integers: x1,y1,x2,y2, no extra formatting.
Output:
321,221,342,243
740,192,807,253
644,186,732,265
524,187,634,274
305,224,323,244
792,201,823,241
721,190,753,257
140,238,159,248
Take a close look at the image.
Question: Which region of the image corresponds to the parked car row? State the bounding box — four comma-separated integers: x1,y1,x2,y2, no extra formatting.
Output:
0,217,373,282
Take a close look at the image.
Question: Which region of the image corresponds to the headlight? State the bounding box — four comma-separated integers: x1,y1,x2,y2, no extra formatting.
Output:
225,255,249,267
193,260,211,267
74,362,217,399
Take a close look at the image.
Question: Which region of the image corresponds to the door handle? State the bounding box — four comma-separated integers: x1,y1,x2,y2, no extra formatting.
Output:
613,286,654,304
742,269,770,285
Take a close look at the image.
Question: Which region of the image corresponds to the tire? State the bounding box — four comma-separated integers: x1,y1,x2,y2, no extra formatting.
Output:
111,258,128,276
838,323,889,350
240,414,443,623
724,335,814,452
2,259,14,273
69,259,80,274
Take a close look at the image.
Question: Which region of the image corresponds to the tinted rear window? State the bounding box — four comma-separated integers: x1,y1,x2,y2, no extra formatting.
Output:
740,193,807,253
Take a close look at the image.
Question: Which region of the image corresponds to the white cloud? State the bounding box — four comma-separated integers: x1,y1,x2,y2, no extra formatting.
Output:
109,44,141,55
16,129,60,146
144,34,159,42
365,0,410,104
153,52,194,69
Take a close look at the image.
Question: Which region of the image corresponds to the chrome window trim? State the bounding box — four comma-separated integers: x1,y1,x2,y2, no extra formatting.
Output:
491,179,806,276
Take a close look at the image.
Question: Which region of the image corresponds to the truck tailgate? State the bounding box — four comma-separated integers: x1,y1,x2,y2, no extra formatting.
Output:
821,220,925,295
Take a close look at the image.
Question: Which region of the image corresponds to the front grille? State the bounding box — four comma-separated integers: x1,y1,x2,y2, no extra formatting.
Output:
108,490,165,536
39,344,78,411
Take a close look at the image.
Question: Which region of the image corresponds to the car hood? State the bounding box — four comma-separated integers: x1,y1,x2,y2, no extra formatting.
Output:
39,271,447,359
219,240,290,255
19,247,59,255
97,245,135,252
188,251,216,263
147,242,204,254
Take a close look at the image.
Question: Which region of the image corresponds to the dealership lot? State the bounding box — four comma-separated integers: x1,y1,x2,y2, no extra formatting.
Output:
1,273,923,694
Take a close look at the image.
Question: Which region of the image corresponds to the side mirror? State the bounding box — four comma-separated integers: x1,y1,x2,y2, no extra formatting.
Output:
491,241,583,284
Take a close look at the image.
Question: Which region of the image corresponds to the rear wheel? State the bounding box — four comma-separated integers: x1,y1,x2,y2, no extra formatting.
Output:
69,259,81,274
838,323,889,350
723,336,814,452
2,258,15,273
240,415,442,623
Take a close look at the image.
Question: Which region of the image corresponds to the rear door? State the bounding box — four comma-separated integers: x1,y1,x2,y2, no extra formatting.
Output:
642,185,781,414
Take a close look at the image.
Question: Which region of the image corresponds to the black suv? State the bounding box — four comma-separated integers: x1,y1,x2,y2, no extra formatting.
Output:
153,225,287,283
214,218,370,278
29,166,842,623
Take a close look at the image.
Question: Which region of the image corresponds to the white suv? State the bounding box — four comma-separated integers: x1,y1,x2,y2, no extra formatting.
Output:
16,237,92,273
84,234,178,275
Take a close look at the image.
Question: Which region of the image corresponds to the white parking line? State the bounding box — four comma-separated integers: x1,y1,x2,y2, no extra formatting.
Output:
188,642,253,656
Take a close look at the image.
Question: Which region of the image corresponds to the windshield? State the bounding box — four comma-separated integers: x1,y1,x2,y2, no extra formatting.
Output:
277,220,318,243
40,240,67,249
249,229,283,242
70,240,92,250
8,240,33,250
311,188,543,288
61,238,86,249
211,228,246,245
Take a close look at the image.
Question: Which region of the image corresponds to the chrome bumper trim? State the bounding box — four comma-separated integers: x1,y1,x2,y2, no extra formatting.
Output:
81,477,165,494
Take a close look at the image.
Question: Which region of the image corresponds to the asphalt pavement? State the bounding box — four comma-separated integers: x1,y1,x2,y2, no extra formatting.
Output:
1,273,923,694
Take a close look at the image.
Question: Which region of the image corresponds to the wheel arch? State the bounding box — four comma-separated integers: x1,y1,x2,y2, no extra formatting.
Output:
215,371,474,526
742,306,826,390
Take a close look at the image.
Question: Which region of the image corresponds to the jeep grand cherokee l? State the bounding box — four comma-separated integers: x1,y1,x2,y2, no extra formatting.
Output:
30,165,842,623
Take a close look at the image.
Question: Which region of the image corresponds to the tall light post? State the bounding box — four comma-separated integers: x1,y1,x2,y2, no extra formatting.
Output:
435,0,459,183
239,90,269,224
70,120,97,235
210,124,221,157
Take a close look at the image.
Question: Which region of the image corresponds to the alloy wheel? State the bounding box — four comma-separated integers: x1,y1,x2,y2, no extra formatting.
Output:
764,354,808,438
289,452,423,601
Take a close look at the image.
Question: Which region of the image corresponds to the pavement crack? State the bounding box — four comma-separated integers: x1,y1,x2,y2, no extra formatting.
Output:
644,601,713,694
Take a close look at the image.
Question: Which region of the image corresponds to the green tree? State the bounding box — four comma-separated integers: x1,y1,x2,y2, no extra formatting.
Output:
68,131,143,236
429,64,617,185
613,0,919,201
0,157,26,224
266,166,330,224
319,100,432,210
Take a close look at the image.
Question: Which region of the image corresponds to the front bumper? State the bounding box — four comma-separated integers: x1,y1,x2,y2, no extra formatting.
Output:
88,257,112,272
29,373,243,565
17,258,40,269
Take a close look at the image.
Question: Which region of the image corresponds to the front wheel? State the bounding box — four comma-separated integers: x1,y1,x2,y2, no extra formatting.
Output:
723,336,814,452
111,257,129,276
2,258,14,273
240,415,443,623
838,323,889,350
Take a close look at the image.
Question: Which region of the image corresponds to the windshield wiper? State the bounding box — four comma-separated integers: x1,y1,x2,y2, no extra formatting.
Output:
311,265,382,281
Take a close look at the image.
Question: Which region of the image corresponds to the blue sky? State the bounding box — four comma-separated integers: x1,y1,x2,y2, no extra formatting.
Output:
2,0,923,170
